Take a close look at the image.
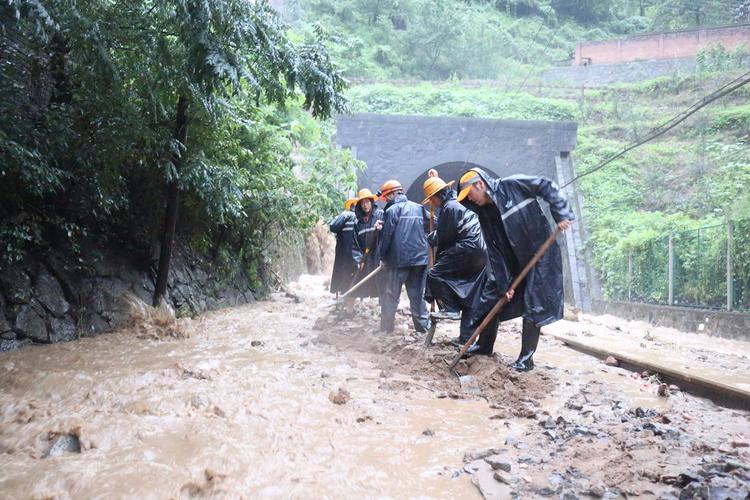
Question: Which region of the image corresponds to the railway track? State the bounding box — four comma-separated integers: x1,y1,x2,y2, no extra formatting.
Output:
545,331,750,411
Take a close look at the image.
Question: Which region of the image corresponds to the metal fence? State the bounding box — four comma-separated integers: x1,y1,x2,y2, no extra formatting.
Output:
604,219,750,312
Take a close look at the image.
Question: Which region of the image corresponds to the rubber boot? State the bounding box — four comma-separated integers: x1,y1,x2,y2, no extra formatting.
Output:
510,319,540,371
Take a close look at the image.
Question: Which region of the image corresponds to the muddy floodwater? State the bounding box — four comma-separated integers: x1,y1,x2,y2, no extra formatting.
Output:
1,275,749,499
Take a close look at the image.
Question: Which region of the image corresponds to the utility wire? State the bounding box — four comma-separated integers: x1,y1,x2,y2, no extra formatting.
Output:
562,69,750,188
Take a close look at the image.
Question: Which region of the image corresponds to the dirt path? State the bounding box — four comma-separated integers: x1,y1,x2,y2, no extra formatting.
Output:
0,275,748,499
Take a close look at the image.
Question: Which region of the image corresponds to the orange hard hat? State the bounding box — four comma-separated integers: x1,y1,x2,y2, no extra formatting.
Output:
378,179,403,199
356,188,378,203
457,169,482,202
422,176,454,205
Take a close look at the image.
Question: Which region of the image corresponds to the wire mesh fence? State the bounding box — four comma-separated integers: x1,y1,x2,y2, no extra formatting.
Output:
602,219,750,312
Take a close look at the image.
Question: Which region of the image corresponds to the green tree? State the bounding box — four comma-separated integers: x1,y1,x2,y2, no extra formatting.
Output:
3,1,347,305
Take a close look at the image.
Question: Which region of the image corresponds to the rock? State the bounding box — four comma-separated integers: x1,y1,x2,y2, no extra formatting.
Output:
634,407,656,418
471,460,512,500
459,375,481,395
485,455,512,472
0,331,16,340
561,493,579,500
251,340,263,347
0,338,31,352
587,484,606,497
541,416,557,429
46,434,81,458
536,487,556,496
657,383,669,397
422,428,434,436
731,441,749,448
605,356,619,366
49,316,76,343
464,448,505,463
669,384,680,393
190,395,211,409
328,388,350,405
14,305,48,342
0,267,32,304
493,470,512,484
35,272,70,317
212,406,226,418
504,437,518,446
0,295,10,334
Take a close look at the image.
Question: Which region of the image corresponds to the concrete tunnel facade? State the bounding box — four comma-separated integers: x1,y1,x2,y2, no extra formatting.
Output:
334,113,594,311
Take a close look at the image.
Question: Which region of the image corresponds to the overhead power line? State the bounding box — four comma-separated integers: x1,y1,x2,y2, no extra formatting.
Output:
562,69,750,188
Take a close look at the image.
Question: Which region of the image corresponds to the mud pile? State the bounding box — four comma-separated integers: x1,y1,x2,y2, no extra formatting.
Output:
312,303,554,416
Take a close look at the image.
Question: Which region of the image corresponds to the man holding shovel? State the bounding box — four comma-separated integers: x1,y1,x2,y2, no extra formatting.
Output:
457,168,574,371
351,188,384,299
422,173,488,345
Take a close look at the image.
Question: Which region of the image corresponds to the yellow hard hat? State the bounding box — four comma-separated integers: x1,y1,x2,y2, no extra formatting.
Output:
356,188,378,203
421,176,454,205
378,179,403,200
457,169,482,202
344,197,358,210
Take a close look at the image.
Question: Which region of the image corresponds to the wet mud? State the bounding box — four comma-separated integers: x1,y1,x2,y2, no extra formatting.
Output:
0,275,748,499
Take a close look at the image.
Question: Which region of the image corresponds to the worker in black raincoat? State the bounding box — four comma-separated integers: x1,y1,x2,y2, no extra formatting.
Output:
457,168,574,371
378,179,431,334
351,188,384,298
329,198,358,295
422,175,488,344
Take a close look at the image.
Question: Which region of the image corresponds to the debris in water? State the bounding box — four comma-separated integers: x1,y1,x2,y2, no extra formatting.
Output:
422,428,435,436
46,433,81,458
657,383,669,397
251,340,263,347
329,387,350,405
124,294,191,340
605,356,619,367
459,375,481,395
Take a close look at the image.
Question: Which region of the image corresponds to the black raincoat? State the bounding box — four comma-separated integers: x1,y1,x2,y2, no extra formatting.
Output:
425,189,487,305
379,193,430,333
464,170,575,327
351,203,384,298
329,210,357,294
379,194,429,268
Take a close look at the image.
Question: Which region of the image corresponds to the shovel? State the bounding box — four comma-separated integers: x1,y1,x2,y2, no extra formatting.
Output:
328,264,383,307
424,203,438,346
447,228,562,370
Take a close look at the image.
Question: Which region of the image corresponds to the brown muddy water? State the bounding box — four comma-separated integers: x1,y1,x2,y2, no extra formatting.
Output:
1,275,749,499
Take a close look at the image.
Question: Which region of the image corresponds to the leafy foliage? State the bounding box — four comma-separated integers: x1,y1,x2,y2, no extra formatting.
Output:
347,83,577,121
1,1,358,292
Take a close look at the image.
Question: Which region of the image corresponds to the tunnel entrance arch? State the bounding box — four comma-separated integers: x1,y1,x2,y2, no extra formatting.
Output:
335,113,592,312
404,161,498,203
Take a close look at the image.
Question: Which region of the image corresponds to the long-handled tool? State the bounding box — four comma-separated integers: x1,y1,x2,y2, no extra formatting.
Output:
424,202,438,346
447,228,562,370
328,264,383,307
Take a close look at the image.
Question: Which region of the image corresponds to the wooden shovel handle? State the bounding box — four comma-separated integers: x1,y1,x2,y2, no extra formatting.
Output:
448,227,562,369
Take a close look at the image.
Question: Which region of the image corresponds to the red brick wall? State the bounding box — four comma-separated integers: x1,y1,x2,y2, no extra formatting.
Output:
575,24,750,65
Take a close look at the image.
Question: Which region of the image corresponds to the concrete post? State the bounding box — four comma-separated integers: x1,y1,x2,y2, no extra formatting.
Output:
727,219,734,311
555,154,591,312
668,234,674,306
